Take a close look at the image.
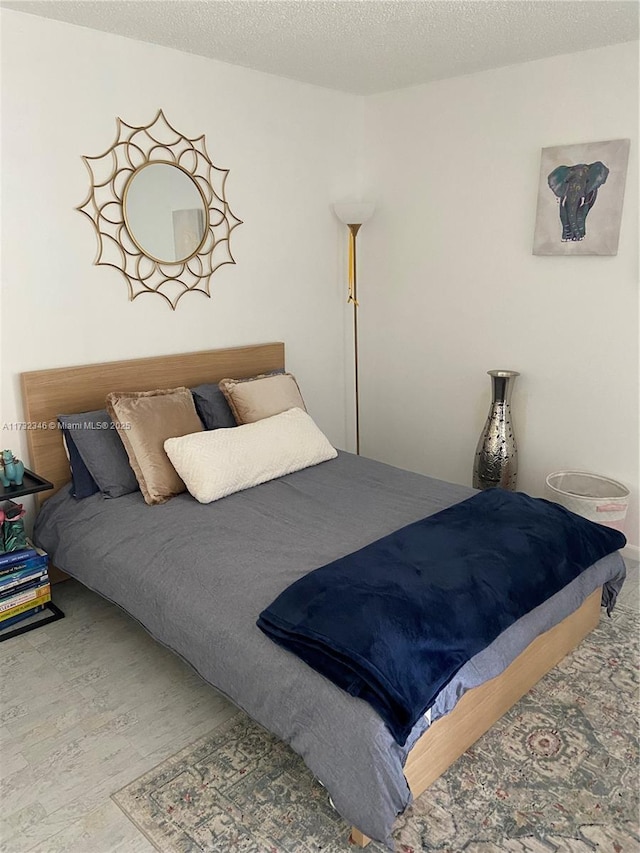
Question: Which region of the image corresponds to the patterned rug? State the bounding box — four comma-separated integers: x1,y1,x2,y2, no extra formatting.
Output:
113,606,639,852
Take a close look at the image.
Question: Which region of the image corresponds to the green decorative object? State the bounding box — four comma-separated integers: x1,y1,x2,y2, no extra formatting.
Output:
0,501,27,554
0,449,25,488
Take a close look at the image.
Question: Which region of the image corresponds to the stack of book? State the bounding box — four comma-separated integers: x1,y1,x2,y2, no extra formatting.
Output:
0,545,51,633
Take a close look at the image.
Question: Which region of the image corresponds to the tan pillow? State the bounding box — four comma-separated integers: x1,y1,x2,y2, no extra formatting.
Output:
219,372,306,425
105,387,203,505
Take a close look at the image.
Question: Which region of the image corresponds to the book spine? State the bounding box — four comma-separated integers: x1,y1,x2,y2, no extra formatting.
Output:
0,563,49,585
0,575,50,600
0,603,47,631
0,594,51,623
0,583,51,614
0,555,48,579
0,570,49,597
0,549,37,569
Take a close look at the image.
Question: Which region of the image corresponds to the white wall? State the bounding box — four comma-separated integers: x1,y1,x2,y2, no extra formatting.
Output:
359,42,639,548
0,10,360,464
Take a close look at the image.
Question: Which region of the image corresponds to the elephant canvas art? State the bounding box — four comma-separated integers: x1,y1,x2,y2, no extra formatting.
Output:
533,139,630,256
548,161,609,243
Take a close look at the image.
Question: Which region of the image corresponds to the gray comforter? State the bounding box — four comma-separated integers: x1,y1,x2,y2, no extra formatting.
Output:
34,452,626,847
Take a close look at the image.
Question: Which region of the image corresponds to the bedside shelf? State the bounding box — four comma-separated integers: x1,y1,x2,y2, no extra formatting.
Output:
0,469,64,641
0,469,54,501
0,602,64,643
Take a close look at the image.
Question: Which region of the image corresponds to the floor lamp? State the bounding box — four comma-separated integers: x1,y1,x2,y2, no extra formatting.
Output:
333,201,375,455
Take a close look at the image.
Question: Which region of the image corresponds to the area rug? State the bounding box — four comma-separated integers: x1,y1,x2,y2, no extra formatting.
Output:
113,605,639,852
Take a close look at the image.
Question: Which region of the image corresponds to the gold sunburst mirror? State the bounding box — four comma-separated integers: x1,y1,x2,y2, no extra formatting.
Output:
77,110,242,310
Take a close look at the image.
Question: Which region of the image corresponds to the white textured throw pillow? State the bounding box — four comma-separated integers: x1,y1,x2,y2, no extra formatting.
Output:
164,407,337,503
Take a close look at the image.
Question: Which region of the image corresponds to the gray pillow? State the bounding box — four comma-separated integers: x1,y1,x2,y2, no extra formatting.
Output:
191,384,238,430
192,370,286,430
57,410,139,498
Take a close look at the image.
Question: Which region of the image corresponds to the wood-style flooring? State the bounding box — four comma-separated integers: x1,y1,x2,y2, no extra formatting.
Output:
1,559,638,853
0,580,237,852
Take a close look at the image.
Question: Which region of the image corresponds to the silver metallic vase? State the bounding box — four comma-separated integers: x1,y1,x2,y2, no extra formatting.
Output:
473,370,520,491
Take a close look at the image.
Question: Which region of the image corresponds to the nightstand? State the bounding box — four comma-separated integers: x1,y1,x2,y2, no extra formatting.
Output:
0,470,65,642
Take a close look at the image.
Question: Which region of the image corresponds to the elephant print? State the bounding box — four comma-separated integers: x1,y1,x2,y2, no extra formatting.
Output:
547,161,609,242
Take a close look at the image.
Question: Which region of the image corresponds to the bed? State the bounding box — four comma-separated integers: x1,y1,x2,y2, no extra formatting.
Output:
21,342,626,849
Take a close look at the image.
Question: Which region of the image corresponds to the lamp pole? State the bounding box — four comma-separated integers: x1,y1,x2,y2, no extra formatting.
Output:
348,223,362,455
332,201,374,456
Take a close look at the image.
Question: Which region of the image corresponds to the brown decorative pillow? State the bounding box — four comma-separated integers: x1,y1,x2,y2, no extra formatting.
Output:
105,387,203,505
218,373,306,425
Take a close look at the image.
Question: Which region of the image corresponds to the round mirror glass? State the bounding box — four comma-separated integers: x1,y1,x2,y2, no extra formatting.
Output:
124,163,207,263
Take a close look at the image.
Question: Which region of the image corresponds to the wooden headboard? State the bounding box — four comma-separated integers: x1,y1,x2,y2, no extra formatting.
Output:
21,342,285,504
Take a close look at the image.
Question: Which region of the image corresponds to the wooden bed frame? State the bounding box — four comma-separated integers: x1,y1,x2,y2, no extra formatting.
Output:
20,342,602,848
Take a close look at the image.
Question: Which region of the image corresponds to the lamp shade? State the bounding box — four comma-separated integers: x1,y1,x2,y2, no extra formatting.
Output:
333,201,375,226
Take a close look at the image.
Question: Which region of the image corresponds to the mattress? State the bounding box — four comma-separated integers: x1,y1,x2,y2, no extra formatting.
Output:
34,451,626,847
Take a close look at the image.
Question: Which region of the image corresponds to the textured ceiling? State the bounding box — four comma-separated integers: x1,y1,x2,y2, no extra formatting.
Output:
2,0,638,94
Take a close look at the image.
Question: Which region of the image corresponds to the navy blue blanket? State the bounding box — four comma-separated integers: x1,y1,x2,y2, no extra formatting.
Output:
257,489,625,745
